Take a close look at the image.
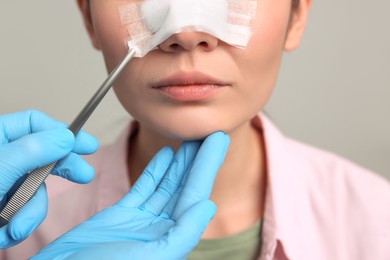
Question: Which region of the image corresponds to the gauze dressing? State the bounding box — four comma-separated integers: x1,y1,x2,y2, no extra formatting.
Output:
119,0,258,57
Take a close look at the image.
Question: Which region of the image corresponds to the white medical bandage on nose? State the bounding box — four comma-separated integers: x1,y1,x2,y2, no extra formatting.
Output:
119,0,258,57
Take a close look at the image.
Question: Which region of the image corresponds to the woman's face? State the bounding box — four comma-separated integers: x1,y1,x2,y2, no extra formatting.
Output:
79,0,309,140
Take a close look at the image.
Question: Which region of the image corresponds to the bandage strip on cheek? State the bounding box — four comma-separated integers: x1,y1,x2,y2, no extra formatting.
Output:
119,0,258,57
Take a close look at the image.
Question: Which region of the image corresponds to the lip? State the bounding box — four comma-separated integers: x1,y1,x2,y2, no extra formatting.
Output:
152,71,230,102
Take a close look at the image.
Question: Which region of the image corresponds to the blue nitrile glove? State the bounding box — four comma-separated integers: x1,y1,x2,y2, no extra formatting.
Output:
0,110,98,248
32,132,230,260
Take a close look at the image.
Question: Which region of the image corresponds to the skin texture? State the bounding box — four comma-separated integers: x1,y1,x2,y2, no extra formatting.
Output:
77,0,311,238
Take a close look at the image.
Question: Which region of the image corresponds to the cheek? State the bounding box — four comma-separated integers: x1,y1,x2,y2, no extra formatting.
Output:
90,2,130,71
235,0,291,108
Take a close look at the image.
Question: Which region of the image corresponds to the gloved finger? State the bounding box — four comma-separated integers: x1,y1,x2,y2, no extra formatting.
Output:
160,134,226,218
6,184,47,245
171,132,229,220
0,129,74,195
117,147,174,208
157,141,201,217
0,110,66,143
0,110,98,155
72,131,99,155
0,228,17,249
52,153,95,184
156,200,216,259
140,141,201,216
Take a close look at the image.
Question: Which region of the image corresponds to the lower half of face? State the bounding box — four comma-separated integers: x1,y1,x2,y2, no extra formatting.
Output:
91,0,292,140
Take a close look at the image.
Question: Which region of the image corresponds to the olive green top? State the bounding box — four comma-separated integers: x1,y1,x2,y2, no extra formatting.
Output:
187,219,263,260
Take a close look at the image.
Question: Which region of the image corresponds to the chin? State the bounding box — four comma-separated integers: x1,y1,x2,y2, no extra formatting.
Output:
163,126,225,141
131,107,234,141
152,120,228,141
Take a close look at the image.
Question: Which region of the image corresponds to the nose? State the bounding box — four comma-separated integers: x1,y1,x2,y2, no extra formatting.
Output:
158,31,219,53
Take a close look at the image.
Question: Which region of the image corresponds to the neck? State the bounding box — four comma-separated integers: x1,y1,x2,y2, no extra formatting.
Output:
128,117,267,238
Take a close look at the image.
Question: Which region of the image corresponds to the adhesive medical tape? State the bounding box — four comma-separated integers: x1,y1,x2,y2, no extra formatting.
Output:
119,0,258,57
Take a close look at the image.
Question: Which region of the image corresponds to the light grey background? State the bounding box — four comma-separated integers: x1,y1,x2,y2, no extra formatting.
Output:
0,1,389,179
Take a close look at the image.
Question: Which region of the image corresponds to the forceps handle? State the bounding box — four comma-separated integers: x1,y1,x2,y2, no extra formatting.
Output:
0,49,136,228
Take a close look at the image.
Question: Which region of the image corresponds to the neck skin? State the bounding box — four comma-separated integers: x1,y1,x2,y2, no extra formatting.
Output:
128,118,267,238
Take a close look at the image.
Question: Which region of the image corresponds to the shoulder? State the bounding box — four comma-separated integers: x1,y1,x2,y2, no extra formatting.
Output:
288,138,390,257
259,114,390,258
260,113,390,202
286,137,390,193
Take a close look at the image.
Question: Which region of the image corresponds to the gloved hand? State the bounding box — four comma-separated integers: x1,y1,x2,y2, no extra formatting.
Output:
32,132,229,260
0,110,98,248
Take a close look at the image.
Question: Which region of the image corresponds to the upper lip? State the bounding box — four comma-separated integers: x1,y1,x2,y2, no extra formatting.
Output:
152,71,230,88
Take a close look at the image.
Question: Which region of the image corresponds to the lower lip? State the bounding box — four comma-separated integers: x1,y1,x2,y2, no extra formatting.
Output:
155,85,224,101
